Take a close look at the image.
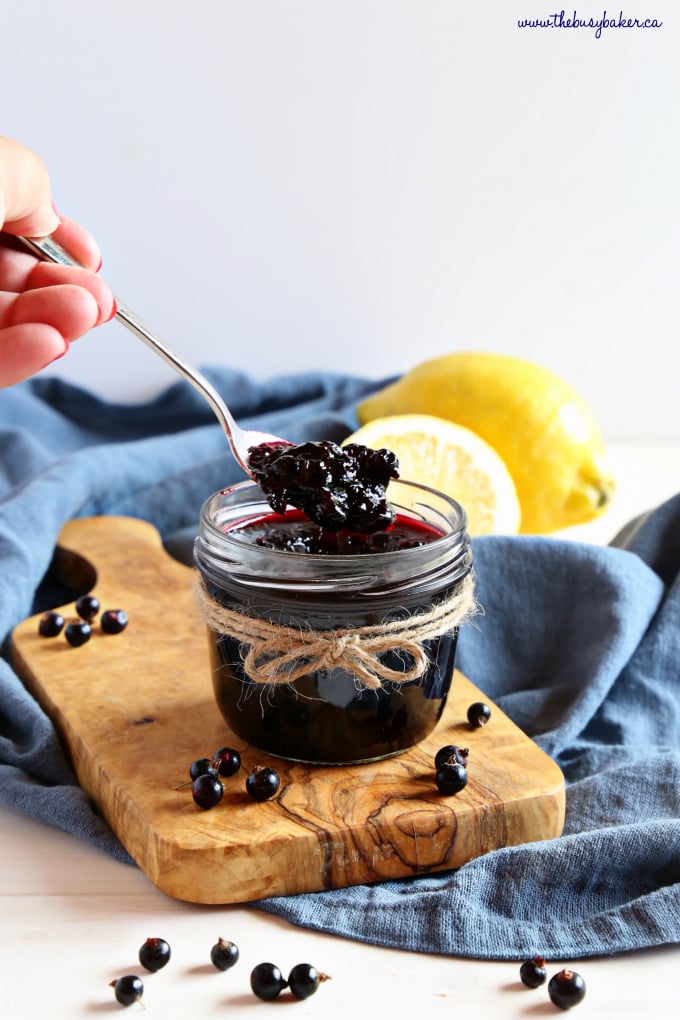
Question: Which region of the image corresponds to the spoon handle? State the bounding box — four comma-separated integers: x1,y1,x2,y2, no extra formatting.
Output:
19,235,248,470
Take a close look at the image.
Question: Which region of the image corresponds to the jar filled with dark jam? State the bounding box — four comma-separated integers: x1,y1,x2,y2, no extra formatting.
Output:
194,479,473,765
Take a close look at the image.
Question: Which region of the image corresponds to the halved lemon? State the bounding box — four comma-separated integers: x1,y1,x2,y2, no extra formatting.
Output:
344,413,521,536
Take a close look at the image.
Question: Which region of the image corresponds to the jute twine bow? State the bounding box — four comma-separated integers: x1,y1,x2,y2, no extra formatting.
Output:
194,572,476,691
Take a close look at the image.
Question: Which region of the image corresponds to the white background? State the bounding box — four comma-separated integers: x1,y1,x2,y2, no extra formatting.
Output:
2,1,678,439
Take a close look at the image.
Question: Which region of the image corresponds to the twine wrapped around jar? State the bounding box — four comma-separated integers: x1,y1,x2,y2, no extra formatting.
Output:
195,572,476,691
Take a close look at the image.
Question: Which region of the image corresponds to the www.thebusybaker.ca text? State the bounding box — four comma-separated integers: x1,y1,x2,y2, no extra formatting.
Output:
517,9,663,38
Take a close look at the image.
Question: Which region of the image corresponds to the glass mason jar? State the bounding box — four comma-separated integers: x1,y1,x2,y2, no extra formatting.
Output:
193,479,473,765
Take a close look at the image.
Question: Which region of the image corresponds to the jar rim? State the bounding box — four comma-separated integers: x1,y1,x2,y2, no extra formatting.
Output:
194,478,472,595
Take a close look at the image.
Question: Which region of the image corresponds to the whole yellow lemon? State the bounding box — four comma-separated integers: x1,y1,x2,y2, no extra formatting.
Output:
357,352,614,534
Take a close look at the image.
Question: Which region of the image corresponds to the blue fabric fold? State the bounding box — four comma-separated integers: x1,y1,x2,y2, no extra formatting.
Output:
1,370,678,958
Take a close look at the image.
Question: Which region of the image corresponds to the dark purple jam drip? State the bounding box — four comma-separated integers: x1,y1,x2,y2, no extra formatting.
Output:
233,509,442,554
247,440,399,532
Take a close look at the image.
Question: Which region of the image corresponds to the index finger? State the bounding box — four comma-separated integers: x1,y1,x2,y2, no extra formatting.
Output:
49,210,103,273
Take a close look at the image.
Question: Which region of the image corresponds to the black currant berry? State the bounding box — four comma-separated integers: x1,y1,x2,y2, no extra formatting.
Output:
435,762,468,795
467,701,491,727
75,594,100,622
213,746,242,777
64,620,92,647
210,937,240,971
110,974,144,1007
250,962,287,1000
287,963,330,999
190,757,216,781
192,772,224,809
548,969,586,1009
434,744,469,769
246,766,281,802
519,955,547,988
38,611,64,637
101,609,129,634
138,936,171,972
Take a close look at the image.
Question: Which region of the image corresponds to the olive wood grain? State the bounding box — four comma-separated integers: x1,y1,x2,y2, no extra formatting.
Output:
11,516,565,905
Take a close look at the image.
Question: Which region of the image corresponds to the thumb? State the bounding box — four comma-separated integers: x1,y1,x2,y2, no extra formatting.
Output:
0,136,60,237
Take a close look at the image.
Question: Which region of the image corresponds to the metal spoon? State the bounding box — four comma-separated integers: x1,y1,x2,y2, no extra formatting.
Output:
19,235,291,477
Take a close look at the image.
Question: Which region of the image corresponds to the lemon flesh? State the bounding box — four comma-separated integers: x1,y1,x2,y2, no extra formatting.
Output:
344,414,521,537
357,353,614,534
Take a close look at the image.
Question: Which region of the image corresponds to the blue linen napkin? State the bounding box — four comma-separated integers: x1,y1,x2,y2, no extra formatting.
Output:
1,370,678,959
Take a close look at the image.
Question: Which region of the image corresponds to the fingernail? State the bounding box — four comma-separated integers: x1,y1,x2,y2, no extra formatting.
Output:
49,338,70,364
97,297,117,326
95,256,103,272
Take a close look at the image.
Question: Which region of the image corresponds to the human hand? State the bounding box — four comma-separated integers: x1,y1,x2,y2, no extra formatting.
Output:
0,136,115,388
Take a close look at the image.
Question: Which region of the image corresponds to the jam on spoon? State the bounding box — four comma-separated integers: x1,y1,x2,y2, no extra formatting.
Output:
247,439,400,533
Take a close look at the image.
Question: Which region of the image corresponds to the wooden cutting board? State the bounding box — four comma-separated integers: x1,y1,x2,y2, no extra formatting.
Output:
11,516,565,905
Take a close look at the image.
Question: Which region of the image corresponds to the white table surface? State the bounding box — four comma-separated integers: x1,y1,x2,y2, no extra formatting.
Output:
2,441,679,1019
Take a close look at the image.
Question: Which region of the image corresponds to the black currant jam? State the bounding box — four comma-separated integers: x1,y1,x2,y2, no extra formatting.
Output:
248,439,399,532
236,508,443,554
194,479,473,765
